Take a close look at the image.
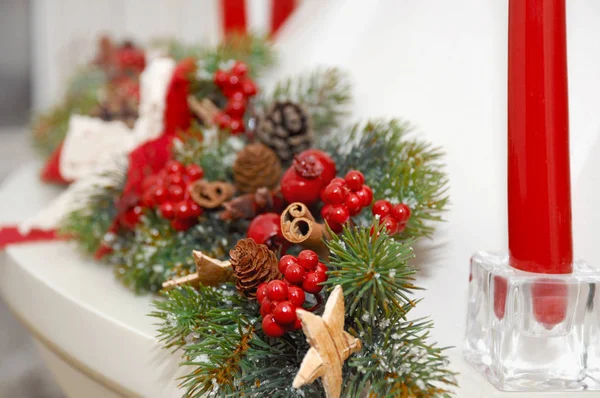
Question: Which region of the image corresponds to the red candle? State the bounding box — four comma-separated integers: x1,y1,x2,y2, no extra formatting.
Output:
507,0,573,275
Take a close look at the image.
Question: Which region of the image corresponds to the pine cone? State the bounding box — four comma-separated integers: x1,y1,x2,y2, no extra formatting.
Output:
255,101,313,163
229,238,281,298
233,143,282,193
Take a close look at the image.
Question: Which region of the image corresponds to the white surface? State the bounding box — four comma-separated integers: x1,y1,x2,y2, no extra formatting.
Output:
274,0,600,351
2,164,599,397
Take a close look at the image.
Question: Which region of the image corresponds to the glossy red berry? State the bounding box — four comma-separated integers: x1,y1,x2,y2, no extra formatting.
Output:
262,314,285,337
294,318,303,330
247,213,284,251
165,173,184,187
285,263,306,285
345,193,362,216
214,70,228,87
171,218,195,231
322,183,347,205
159,202,175,219
278,255,298,274
120,206,143,229
315,262,328,276
260,298,273,316
188,202,203,217
345,170,365,191
321,204,334,220
225,99,247,118
154,187,168,205
356,185,373,207
227,74,241,90
257,283,268,303
372,200,393,218
185,164,204,180
273,301,297,325
328,205,350,225
303,272,324,294
214,112,231,129
229,118,245,135
381,215,399,235
396,223,407,234
298,250,318,271
287,286,306,307
242,80,258,97
266,280,288,301
166,160,184,175
231,61,249,77
168,185,185,201
326,219,344,234
175,201,193,219
391,203,411,224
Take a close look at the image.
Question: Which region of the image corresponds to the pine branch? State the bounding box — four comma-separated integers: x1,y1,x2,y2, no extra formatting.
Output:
60,172,124,255
322,120,449,239
261,68,352,140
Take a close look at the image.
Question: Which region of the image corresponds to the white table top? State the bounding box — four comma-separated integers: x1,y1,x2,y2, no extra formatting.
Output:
0,163,597,397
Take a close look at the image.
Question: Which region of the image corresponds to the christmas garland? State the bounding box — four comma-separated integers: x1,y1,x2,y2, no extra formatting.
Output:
48,37,454,397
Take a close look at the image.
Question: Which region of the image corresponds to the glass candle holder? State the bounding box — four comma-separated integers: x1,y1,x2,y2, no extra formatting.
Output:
464,251,600,391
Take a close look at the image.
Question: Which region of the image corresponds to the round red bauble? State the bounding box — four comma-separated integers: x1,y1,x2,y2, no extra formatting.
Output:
273,301,297,325
262,314,285,337
266,280,288,301
247,213,285,252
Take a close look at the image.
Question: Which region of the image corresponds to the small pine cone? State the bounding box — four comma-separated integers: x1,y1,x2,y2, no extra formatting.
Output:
233,143,282,193
229,238,281,298
255,101,313,163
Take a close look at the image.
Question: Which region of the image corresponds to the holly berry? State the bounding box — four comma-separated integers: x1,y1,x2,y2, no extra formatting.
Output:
262,314,285,337
273,301,297,325
345,193,362,216
287,286,306,307
214,70,228,87
159,202,175,219
168,185,185,201
381,215,399,234
356,185,373,207
284,263,306,284
229,118,245,135
257,283,268,303
391,203,411,224
322,183,347,205
328,205,350,225
372,200,393,218
231,61,249,77
303,272,326,294
315,262,328,276
166,160,184,175
279,255,298,274
297,250,319,271
186,164,204,180
345,170,365,191
266,280,288,301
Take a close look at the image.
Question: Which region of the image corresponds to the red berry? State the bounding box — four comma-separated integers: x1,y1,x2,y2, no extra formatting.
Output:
396,223,407,234
328,205,350,225
278,255,298,274
154,187,168,205
160,202,175,219
225,99,247,118
120,206,143,229
288,286,306,307
168,185,185,201
315,262,328,275
242,80,258,97
247,213,284,252
214,112,231,129
266,280,288,301
141,174,162,191
273,301,297,324
356,186,373,207
175,201,192,219
322,183,347,205
294,318,303,330
345,193,362,215
230,91,245,101
231,61,248,77
303,272,324,294
257,283,268,303
298,250,318,271
140,190,156,207
381,215,399,235
188,202,203,217
185,164,204,180
171,218,196,231
330,177,346,186
166,173,185,188
391,203,411,224
285,263,306,285
321,204,334,220
229,118,244,135
345,170,365,191
326,219,344,234
166,160,184,175
260,298,277,317
314,269,328,283
262,314,285,337
214,70,228,87
228,74,241,90
372,200,393,218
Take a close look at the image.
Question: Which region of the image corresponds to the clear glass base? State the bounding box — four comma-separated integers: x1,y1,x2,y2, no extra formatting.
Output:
464,251,600,391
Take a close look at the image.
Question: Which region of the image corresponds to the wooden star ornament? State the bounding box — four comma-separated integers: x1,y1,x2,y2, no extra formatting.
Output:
293,285,362,398
161,251,233,290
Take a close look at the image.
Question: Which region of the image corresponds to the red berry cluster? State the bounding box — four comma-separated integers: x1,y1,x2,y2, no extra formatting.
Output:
257,250,328,337
213,61,258,135
139,160,205,231
320,170,373,233
372,200,412,235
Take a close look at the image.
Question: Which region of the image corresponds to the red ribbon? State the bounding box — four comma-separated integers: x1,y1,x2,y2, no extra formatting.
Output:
0,226,60,250
221,0,247,36
271,0,296,36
